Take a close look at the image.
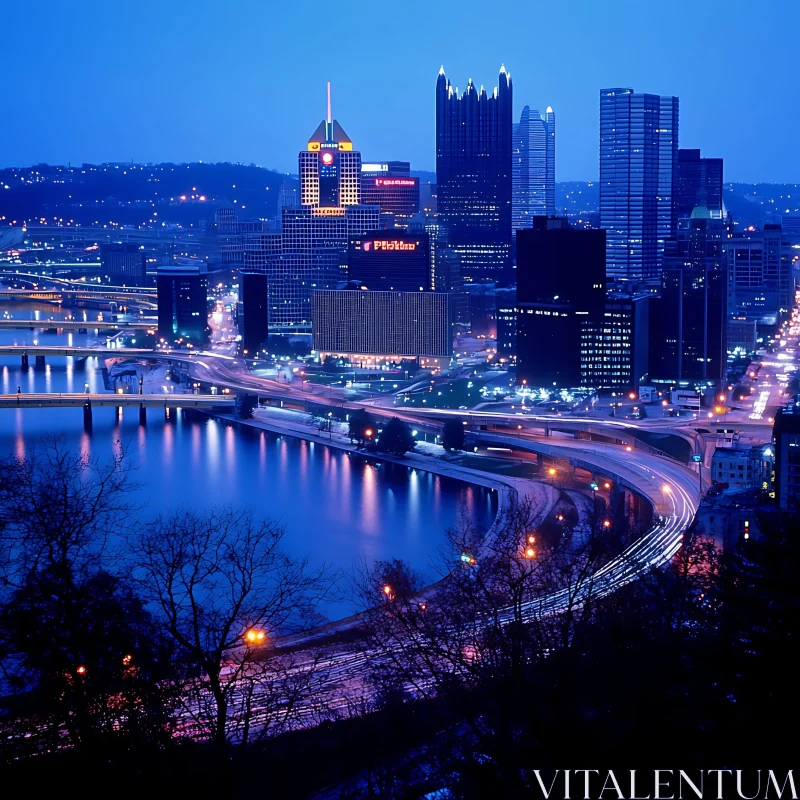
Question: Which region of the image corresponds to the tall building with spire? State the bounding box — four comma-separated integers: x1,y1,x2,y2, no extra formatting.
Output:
512,105,556,234
436,65,513,285
241,84,378,340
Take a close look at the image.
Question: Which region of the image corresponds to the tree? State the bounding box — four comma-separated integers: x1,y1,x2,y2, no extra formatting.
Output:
348,408,376,448
441,419,466,452
0,435,139,588
0,564,177,761
376,417,416,457
137,506,336,760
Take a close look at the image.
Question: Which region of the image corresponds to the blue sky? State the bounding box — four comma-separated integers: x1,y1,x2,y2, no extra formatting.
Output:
3,0,798,182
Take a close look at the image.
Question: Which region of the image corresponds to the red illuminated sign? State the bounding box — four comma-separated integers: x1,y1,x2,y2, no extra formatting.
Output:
375,178,416,187
364,239,418,252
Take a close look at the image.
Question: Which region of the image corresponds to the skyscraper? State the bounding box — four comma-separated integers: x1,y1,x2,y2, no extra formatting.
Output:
436,65,513,285
650,209,730,383
516,217,607,387
676,149,724,219
258,84,379,332
512,105,555,233
600,88,679,288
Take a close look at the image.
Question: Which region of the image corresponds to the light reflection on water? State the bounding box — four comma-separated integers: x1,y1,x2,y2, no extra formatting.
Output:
0,313,497,617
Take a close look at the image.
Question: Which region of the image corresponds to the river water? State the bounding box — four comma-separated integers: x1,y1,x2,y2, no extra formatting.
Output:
0,302,497,617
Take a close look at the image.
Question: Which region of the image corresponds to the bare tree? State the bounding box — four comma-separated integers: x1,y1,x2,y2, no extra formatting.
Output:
137,506,337,758
0,435,139,589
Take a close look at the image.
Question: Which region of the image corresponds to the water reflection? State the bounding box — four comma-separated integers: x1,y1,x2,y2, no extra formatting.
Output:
0,314,498,617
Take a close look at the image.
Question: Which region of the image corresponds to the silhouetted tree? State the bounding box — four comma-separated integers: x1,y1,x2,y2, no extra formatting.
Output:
441,419,466,452
348,409,376,448
0,564,177,761
376,417,416,457
138,506,336,760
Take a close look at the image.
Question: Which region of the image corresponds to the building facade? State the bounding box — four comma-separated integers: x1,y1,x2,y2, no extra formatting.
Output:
580,294,650,389
516,218,606,387
312,289,453,368
600,88,679,288
676,149,724,219
360,162,419,227
512,105,555,233
774,396,800,510
726,223,791,328
101,243,147,285
651,210,730,383
436,65,513,284
156,264,209,342
348,231,431,291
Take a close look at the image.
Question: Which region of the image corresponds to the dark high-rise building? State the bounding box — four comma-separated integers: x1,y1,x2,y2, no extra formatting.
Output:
360,162,419,227
312,289,453,370
496,289,518,356
101,243,147,285
774,396,800,510
516,217,606,387
348,231,431,291
676,149,724,219
512,105,555,233
157,264,209,342
436,65,513,284
241,233,281,353
651,210,730,383
600,88,679,288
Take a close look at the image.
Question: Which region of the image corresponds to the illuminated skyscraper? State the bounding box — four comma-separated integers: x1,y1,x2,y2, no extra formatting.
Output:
512,105,555,233
241,84,378,336
436,65,513,284
299,83,361,208
600,88,679,288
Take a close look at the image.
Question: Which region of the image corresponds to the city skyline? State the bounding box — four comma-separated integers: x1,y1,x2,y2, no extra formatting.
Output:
2,0,799,183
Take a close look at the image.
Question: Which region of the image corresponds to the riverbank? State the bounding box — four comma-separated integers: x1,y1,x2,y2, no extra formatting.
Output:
205,405,563,647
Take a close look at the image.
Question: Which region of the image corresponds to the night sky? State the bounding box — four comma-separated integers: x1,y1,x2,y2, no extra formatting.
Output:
3,0,799,182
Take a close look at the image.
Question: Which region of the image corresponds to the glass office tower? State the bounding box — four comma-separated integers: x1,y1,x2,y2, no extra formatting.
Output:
512,105,556,233
600,88,679,288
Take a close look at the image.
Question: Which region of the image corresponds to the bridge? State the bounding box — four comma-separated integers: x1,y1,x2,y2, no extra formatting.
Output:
0,345,155,368
0,392,236,428
0,318,155,332
0,289,157,306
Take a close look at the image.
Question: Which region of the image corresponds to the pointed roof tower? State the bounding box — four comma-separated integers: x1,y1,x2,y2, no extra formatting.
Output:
307,82,353,151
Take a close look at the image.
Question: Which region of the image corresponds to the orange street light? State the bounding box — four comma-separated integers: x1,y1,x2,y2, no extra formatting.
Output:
383,584,392,596
527,534,536,544
76,665,87,675
603,519,612,528
548,468,556,476
604,482,611,490
718,393,726,402
525,547,536,559
556,514,564,522
365,429,374,438
628,392,636,400
625,445,633,452
244,628,266,645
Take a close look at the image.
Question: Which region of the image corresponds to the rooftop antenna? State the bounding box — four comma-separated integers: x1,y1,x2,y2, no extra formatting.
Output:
327,81,332,124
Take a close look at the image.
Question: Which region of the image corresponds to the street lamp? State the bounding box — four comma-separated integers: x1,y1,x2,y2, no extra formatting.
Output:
244,628,266,645
327,411,333,440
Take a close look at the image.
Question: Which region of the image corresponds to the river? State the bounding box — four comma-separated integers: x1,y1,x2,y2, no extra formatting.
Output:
0,302,498,617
